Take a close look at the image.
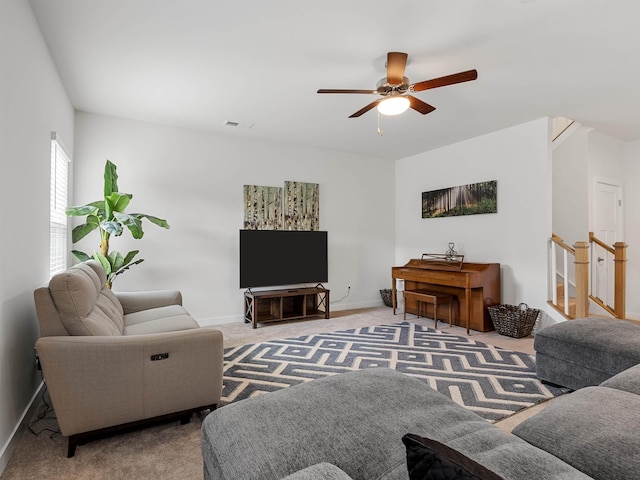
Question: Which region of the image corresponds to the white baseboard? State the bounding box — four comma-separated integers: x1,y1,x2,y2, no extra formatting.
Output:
331,299,385,311
543,305,569,326
0,381,44,476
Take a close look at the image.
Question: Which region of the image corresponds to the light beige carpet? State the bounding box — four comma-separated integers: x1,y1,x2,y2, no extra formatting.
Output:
1,306,539,480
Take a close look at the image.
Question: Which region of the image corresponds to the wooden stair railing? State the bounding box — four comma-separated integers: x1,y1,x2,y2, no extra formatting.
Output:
588,232,627,319
549,233,627,320
549,235,588,319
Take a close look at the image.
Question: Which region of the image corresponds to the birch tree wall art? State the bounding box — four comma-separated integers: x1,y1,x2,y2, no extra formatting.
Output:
284,181,319,231
243,185,283,230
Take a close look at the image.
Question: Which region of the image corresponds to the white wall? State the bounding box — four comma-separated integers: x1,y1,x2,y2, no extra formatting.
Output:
395,118,551,312
552,126,590,246
588,131,624,191
73,112,396,323
0,0,74,472
623,139,640,319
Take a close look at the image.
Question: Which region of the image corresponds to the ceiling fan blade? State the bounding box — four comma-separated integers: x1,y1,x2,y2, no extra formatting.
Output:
317,89,377,94
386,52,408,85
412,69,478,92
408,95,436,115
349,99,383,118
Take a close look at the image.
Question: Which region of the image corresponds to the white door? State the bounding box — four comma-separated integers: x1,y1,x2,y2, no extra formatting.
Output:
592,179,623,306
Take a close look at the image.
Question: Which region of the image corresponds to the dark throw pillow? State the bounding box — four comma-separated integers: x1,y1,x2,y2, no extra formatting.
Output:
402,434,504,480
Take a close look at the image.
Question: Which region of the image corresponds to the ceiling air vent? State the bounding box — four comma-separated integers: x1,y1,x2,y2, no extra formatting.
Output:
223,120,254,129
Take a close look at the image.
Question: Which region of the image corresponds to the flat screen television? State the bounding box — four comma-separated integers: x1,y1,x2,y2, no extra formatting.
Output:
239,230,328,289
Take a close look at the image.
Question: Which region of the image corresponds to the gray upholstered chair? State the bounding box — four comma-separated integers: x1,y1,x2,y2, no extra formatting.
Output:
34,260,224,457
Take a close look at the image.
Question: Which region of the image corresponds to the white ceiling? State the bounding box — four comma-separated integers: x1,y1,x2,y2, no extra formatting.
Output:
29,0,640,160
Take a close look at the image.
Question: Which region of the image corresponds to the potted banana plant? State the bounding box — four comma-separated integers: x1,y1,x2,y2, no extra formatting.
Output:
65,160,170,287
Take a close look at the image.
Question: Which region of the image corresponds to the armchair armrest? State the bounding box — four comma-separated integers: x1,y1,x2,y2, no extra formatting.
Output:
115,290,183,314
35,327,223,437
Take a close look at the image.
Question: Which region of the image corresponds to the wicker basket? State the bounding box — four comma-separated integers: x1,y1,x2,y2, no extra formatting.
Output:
487,303,541,338
380,289,393,307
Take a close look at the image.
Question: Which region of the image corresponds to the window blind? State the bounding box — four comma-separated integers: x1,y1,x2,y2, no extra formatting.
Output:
50,133,70,277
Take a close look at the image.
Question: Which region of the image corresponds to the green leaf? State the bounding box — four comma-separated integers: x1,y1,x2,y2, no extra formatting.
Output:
112,258,144,278
114,212,144,239
66,204,99,217
87,214,101,226
71,250,91,262
88,200,107,219
131,213,170,229
71,221,99,243
106,192,132,213
101,220,123,237
104,160,119,197
108,250,125,271
92,251,112,275
123,250,140,265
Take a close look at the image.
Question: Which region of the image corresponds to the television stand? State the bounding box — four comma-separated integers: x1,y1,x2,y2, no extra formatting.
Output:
244,287,330,329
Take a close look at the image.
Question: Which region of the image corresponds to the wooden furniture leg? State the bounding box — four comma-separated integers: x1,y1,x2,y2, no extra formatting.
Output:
403,290,454,330
465,281,471,334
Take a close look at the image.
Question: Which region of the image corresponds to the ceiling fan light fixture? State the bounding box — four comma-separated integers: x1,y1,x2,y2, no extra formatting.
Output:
377,95,410,116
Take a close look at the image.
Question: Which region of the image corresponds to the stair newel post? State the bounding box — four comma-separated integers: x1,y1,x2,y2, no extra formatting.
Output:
573,242,590,319
550,238,558,305
614,242,627,319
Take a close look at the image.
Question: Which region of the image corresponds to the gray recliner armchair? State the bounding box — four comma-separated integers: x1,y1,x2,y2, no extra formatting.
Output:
34,260,224,457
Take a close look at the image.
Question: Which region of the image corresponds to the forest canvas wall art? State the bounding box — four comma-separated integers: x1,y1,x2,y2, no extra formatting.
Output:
422,180,497,218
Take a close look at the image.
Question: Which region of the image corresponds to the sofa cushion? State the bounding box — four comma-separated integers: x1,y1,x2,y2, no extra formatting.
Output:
403,434,503,480
49,262,124,335
280,463,354,480
122,305,197,335
599,363,640,394
512,386,640,480
75,307,122,335
124,305,190,326
534,318,640,389
123,313,198,335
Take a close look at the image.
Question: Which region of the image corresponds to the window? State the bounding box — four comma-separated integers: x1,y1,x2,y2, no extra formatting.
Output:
50,133,70,277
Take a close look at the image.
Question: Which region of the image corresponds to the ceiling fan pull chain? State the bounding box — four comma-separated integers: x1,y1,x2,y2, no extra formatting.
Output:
377,111,384,136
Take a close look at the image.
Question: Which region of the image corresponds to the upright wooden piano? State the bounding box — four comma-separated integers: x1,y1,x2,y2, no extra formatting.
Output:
392,258,500,333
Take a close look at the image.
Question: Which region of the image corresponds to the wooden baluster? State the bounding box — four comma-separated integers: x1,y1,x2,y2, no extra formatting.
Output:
573,242,589,319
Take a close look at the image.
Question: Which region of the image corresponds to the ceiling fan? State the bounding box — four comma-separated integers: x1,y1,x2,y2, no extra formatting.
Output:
317,52,478,118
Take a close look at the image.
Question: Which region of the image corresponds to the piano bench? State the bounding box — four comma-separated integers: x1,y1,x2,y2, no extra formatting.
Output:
403,290,457,329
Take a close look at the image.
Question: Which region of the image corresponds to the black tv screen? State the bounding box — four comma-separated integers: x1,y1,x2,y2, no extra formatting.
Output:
240,230,328,288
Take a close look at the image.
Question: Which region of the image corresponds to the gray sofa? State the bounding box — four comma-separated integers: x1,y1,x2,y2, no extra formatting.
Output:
201,365,640,480
34,260,224,457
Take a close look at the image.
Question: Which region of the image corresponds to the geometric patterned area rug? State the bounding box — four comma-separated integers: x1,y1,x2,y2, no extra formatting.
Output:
221,321,568,422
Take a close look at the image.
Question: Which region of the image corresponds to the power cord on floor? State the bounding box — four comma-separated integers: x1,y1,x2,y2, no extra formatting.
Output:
331,286,351,303
27,378,61,439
